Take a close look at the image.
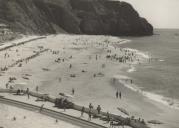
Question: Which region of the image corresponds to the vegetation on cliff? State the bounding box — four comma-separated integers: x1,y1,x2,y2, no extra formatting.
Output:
0,0,153,36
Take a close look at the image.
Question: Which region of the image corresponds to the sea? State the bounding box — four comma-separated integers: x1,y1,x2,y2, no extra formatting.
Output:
120,29,179,109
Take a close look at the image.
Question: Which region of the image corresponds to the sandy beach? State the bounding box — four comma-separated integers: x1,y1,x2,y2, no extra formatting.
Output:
0,34,179,128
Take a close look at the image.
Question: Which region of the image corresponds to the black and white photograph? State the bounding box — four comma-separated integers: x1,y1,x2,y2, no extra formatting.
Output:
0,0,179,128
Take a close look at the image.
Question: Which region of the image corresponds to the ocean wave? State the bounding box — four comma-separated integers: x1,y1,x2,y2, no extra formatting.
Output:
159,59,165,62
114,75,179,110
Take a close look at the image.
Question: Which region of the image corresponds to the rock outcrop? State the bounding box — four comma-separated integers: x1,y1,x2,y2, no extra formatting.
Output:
0,0,153,36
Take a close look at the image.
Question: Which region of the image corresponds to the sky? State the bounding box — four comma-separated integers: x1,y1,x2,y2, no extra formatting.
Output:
120,0,179,29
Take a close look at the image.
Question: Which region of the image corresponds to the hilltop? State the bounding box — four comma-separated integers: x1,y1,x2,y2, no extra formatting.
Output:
0,0,153,36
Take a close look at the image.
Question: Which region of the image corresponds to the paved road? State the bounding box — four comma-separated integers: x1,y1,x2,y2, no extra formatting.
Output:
0,97,107,128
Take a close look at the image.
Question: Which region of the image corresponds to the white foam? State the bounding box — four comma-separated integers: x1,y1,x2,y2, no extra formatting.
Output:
120,39,131,44
159,59,165,62
124,48,150,59
142,91,179,110
127,66,136,73
136,51,150,59
114,75,130,80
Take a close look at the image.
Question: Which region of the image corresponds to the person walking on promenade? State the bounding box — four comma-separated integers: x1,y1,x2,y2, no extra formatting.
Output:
106,112,110,123
97,105,101,114
81,106,85,117
63,99,67,112
88,110,92,121
89,103,93,110
26,88,30,99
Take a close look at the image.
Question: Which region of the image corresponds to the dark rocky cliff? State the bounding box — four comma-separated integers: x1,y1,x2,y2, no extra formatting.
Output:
0,0,153,36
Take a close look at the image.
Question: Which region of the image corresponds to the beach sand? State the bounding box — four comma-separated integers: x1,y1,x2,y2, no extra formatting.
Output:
0,34,179,128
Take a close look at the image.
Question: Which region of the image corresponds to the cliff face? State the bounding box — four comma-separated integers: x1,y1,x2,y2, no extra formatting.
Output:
0,0,153,36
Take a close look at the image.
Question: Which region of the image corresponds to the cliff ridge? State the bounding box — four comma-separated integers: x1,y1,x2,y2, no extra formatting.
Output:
0,0,153,36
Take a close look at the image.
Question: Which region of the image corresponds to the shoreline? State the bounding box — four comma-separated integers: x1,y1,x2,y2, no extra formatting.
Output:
117,75,179,110
114,39,179,128
117,40,179,110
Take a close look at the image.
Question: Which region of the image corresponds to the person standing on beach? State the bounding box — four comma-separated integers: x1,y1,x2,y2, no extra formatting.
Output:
97,105,101,114
69,64,72,69
119,92,122,99
59,77,61,82
13,116,16,121
55,119,58,123
89,103,93,110
131,79,133,84
93,74,96,78
116,91,119,98
36,86,39,92
72,88,75,95
5,83,8,89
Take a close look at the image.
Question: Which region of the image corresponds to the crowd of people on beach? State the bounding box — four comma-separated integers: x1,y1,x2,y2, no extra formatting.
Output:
0,46,48,74
0,36,149,128
106,48,139,64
